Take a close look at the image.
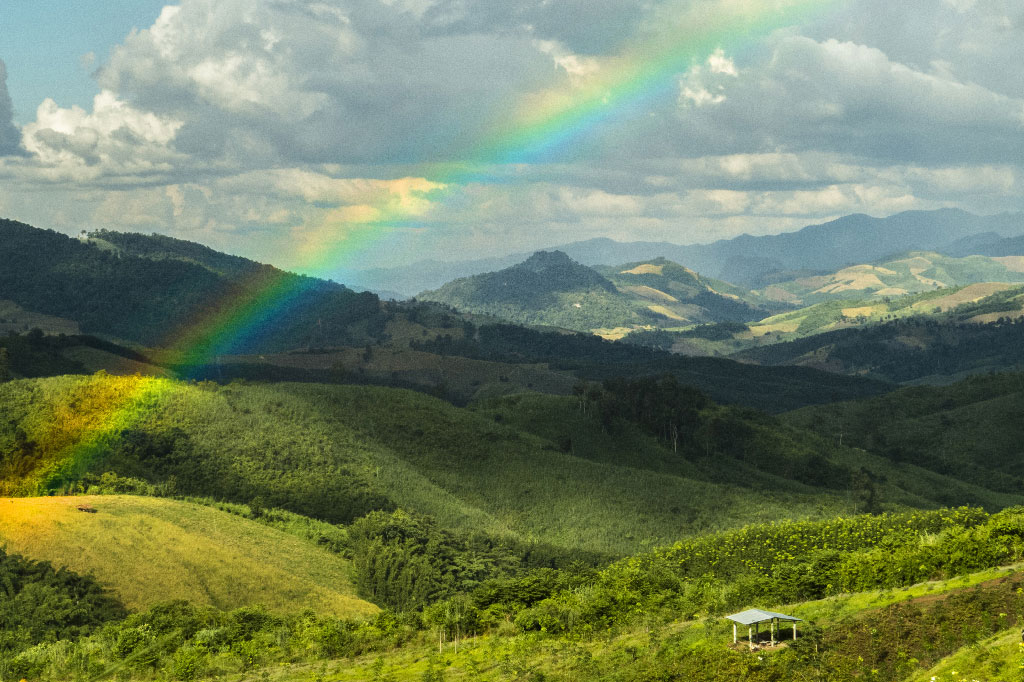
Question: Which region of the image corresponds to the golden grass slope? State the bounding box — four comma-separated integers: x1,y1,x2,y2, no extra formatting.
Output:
0,495,377,617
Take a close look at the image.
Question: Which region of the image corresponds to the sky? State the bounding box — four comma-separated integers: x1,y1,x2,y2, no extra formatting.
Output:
1,0,1022,282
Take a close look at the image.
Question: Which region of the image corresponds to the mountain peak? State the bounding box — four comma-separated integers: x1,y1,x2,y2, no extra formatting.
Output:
518,250,580,273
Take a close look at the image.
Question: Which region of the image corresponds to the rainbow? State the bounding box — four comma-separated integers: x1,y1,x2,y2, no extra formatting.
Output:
35,0,838,491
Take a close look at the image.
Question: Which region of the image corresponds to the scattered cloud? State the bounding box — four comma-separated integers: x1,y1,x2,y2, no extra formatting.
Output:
0,0,1022,271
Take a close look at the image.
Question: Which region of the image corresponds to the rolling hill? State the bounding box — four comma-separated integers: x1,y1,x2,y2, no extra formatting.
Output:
11,502,1024,682
1,373,1020,560
0,495,376,616
418,250,774,335
756,251,1024,306
784,371,1024,493
0,218,384,351
732,315,1024,384
0,219,881,414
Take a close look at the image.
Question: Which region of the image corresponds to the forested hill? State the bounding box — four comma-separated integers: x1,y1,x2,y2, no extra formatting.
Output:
420,249,612,304
419,251,775,333
0,219,382,350
86,229,265,278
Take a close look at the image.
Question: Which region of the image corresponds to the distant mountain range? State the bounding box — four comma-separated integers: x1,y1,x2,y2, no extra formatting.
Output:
350,209,1024,296
418,250,780,334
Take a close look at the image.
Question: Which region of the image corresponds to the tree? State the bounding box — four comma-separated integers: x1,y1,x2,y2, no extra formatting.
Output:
0,347,10,382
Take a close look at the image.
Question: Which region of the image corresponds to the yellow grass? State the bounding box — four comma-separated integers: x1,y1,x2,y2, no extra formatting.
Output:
841,306,881,318
759,286,801,303
0,495,378,617
993,256,1024,273
647,305,687,321
910,282,1015,312
749,321,801,335
968,311,1024,324
592,326,637,340
620,263,664,275
813,266,890,295
619,285,678,302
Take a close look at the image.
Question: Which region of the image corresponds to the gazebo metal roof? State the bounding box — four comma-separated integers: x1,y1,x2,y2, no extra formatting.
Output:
725,608,802,625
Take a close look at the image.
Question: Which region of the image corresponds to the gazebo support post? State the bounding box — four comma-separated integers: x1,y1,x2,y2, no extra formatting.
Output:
770,619,775,646
748,627,753,651
793,621,797,640
733,623,737,644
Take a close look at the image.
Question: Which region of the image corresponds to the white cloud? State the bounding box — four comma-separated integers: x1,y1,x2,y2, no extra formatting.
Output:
707,49,738,76
1,0,1023,270
19,91,183,182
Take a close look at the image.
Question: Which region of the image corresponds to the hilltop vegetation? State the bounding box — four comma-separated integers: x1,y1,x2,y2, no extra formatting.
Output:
410,321,889,411
354,208,1024,293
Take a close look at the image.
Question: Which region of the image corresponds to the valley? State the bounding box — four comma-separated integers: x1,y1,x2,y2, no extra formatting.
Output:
4,211,1024,681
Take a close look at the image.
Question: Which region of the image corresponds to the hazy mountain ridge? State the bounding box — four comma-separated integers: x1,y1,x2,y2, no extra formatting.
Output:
352,209,1024,294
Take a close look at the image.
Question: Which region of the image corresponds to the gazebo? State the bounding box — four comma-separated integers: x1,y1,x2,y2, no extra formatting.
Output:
725,609,801,649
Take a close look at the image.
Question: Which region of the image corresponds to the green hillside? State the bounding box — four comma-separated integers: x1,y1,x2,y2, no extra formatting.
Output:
8,505,1024,682
732,315,1024,383
785,372,1024,493
2,374,1021,559
622,277,1024,361
0,495,376,617
0,219,384,350
86,229,267,278
419,250,641,332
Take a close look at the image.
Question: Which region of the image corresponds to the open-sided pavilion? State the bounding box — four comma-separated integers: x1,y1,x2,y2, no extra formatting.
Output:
725,608,801,649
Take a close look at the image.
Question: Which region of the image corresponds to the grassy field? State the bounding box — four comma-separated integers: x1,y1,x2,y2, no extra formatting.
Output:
0,495,377,617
